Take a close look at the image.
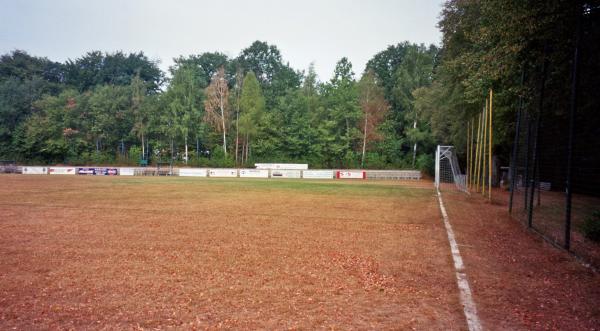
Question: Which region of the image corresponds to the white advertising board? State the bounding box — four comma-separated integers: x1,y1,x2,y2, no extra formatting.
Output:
119,167,135,176
302,170,333,179
179,168,208,177
208,168,238,177
239,169,269,178
271,169,301,178
22,166,48,175
255,163,308,170
48,167,76,175
337,170,365,179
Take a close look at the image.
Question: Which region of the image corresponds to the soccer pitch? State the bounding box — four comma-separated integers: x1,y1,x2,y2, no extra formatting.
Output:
1,176,598,329
0,176,464,329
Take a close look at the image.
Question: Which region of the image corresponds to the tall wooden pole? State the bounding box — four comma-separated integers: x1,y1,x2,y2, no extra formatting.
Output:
488,89,493,200
481,98,488,195
467,120,470,190
475,111,482,191
470,117,475,190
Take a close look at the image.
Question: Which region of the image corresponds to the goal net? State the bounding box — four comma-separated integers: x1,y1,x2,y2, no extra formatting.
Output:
435,145,467,192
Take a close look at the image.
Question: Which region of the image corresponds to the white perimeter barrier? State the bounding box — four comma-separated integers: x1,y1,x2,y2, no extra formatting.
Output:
22,166,48,175
336,170,365,179
255,163,308,170
15,165,422,181
119,168,135,176
49,167,76,175
365,170,422,180
271,169,302,178
179,168,208,177
239,169,269,178
302,170,334,179
208,168,238,177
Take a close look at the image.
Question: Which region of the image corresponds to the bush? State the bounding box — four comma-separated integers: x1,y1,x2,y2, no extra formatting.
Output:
363,152,387,169
129,145,142,163
415,154,434,175
581,211,600,242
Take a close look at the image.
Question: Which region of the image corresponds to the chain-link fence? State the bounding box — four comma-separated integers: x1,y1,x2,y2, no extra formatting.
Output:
509,4,600,267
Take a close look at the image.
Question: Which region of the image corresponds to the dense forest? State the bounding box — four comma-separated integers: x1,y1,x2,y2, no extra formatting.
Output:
0,0,596,174
0,42,438,170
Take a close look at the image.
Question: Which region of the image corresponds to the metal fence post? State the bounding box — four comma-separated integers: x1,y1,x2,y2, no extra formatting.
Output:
528,45,549,228
509,109,522,214
565,3,582,250
523,113,532,214
509,68,526,213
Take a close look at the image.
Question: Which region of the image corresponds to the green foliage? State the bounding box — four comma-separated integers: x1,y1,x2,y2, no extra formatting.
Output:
365,44,438,167
318,57,361,167
239,71,265,145
128,145,142,162
64,51,163,92
1,41,442,169
422,0,588,166
237,41,301,108
161,64,206,158
581,211,600,243
172,52,229,85
415,154,434,175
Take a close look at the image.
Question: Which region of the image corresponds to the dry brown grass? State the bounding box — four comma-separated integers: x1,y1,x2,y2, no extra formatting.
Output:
3,175,598,330
442,190,600,330
0,176,464,329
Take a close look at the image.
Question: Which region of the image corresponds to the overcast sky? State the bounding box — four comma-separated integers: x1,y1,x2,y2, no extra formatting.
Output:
0,0,444,81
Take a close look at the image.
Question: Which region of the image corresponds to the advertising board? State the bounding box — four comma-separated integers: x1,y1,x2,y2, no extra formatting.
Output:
208,168,238,177
179,168,208,177
22,166,47,175
336,170,365,179
104,168,118,175
77,167,118,175
255,163,308,170
239,169,269,178
48,167,76,175
119,168,135,176
302,170,333,179
271,169,302,178
77,167,96,175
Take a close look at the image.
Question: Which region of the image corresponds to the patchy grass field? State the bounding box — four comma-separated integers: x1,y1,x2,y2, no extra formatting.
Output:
0,176,463,329
1,175,599,330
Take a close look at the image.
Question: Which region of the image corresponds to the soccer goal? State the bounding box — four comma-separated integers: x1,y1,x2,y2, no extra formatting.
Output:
435,145,467,192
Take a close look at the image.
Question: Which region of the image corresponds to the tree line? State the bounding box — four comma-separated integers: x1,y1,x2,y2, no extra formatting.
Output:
4,0,593,173
0,41,438,170
417,0,598,173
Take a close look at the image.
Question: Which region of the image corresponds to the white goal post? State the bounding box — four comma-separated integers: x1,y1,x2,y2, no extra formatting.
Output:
435,145,467,192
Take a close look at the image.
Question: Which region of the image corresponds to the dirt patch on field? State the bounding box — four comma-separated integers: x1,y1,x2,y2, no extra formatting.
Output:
0,176,464,329
441,190,600,330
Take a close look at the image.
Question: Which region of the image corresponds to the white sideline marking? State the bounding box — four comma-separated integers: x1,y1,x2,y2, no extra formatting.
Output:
436,189,482,331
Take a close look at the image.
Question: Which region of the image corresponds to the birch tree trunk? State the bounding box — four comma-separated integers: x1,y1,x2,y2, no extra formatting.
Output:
220,92,227,156
361,88,370,168
184,135,188,164
412,119,418,167
141,132,145,160
245,134,249,163
204,67,230,159
235,109,239,165
170,138,174,162
361,114,368,168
